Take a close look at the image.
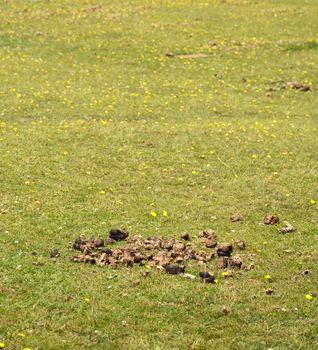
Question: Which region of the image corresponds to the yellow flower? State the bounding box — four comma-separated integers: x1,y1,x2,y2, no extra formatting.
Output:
84,298,90,302
251,154,257,159
310,199,316,205
150,211,157,217
18,333,25,337
222,272,228,277
23,348,31,350
264,274,272,280
145,264,151,270
162,210,168,217
214,279,219,284
99,190,105,195
63,150,68,156
0,343,5,348
305,294,313,300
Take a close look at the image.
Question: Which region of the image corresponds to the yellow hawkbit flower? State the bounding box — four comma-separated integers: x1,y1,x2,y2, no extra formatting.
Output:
264,274,272,280
18,333,25,337
84,298,90,302
150,211,157,217
305,294,313,301
162,210,168,217
310,199,316,205
0,343,5,348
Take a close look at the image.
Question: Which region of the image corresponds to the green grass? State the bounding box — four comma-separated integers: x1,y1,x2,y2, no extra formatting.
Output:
0,0,317,349
284,40,318,51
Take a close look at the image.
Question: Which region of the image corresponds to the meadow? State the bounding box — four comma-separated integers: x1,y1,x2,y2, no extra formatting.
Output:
0,0,317,349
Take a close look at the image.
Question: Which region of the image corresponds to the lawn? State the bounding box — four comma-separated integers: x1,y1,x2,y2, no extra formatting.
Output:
0,0,317,349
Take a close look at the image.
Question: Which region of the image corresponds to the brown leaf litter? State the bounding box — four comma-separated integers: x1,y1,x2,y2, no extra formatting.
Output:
266,80,311,93
230,213,243,222
199,229,217,248
266,288,274,295
278,221,295,233
199,271,215,283
235,240,245,250
264,214,280,225
84,5,103,13
68,228,248,284
61,214,298,285
288,81,311,91
142,140,154,147
221,306,231,315
181,232,190,240
217,242,233,257
50,248,59,258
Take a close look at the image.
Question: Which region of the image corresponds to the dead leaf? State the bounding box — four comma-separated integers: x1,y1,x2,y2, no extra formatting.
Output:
288,81,311,91
109,228,129,241
153,253,170,267
165,264,185,274
217,257,228,269
221,306,231,315
266,288,274,295
278,221,295,233
84,5,103,13
142,140,154,147
228,254,243,268
50,248,59,258
264,214,279,225
181,232,190,240
205,237,217,248
235,240,245,249
0,208,9,214
230,213,243,222
199,229,217,239
217,243,233,257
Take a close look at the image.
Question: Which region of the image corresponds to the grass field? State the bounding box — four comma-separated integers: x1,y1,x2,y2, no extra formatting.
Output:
0,0,318,349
